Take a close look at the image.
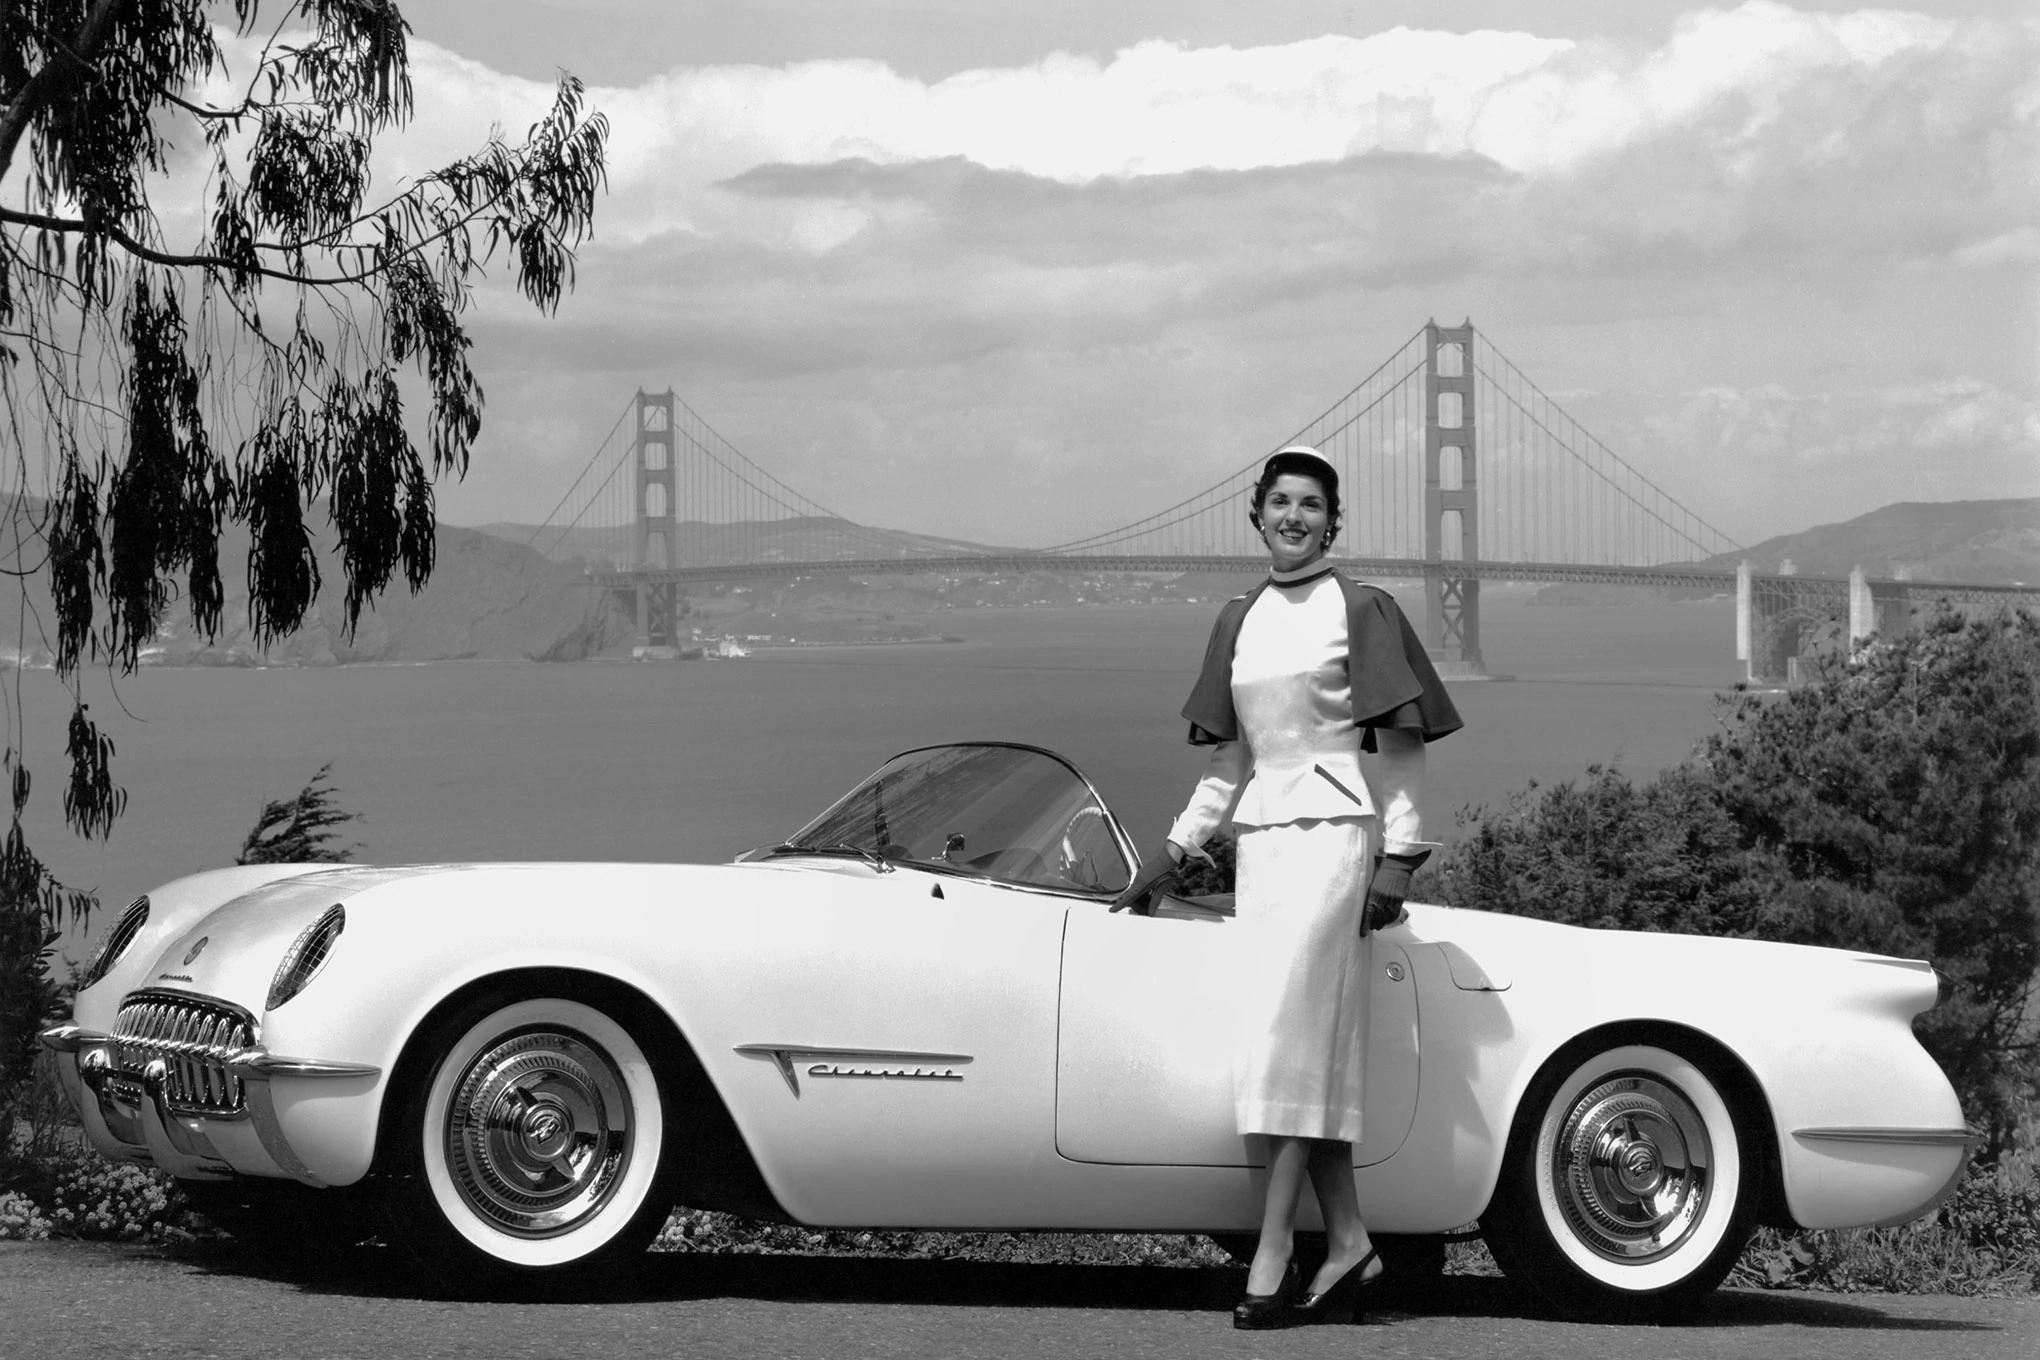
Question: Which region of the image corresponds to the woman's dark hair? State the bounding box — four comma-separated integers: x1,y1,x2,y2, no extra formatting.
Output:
1248,457,1341,550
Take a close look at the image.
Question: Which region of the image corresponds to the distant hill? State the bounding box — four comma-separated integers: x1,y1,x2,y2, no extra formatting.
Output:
5,495,2029,664
0,496,635,666
473,514,1021,568
1704,498,2040,585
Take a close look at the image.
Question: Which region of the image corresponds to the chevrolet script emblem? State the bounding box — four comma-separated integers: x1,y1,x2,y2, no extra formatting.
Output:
182,937,209,966
733,1044,973,1097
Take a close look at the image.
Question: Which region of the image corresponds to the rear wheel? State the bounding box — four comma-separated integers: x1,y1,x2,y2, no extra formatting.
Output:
1485,1041,1759,1320
378,992,677,1289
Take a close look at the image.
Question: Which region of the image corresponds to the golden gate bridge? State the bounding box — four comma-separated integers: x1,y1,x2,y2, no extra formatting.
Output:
522,320,2036,682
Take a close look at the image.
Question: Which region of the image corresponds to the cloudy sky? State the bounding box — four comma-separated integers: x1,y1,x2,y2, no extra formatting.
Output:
373,0,2035,549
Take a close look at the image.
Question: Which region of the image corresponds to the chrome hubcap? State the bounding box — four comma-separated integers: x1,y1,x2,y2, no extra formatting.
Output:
444,1028,633,1237
1550,1073,1710,1262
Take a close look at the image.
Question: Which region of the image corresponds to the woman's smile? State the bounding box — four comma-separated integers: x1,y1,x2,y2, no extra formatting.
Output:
1259,473,1329,572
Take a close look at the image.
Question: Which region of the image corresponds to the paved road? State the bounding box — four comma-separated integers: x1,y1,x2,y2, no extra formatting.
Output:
5,1240,2037,1360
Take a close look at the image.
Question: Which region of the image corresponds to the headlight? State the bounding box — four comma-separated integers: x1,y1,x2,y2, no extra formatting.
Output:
267,905,346,1011
80,896,150,990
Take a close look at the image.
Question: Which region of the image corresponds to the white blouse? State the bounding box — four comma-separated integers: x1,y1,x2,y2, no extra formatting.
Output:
1166,571,1435,858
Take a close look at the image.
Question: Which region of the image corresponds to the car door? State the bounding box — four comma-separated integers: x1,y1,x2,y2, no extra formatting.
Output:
702,869,1070,1226
1055,903,1419,1167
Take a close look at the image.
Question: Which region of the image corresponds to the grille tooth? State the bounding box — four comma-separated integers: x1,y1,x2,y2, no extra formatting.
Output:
108,991,257,1117
199,1018,222,1104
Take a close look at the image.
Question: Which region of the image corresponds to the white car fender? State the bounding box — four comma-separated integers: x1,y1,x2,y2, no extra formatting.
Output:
1397,905,1967,1231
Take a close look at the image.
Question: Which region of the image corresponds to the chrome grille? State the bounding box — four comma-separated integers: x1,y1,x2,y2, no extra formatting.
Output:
109,990,257,1117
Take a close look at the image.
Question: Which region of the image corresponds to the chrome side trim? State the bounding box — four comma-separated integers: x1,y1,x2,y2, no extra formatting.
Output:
225,1050,382,1081
1792,1125,1982,1148
735,1044,974,1098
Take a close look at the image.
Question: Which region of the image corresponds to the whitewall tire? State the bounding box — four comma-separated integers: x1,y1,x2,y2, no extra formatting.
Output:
382,993,676,1284
1488,1041,1760,1319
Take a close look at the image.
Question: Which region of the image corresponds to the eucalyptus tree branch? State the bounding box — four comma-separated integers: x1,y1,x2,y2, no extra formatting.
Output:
0,0,126,182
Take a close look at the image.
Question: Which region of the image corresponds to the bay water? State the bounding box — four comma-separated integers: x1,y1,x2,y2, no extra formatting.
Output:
29,588,1745,954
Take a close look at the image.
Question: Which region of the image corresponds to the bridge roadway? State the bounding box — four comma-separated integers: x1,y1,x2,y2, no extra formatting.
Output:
588,555,2040,605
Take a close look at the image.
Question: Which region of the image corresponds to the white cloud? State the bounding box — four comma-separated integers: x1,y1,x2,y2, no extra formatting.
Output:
1945,226,2040,267
181,9,2040,544
291,4,2019,249
1659,378,2038,479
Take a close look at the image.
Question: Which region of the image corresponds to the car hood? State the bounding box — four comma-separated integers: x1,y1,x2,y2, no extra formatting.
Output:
135,865,460,1016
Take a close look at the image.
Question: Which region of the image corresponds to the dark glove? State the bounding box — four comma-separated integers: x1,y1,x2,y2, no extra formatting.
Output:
1111,842,1183,915
1362,848,1431,934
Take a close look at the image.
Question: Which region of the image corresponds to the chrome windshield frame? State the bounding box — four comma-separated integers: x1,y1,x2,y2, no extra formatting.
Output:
780,741,1141,899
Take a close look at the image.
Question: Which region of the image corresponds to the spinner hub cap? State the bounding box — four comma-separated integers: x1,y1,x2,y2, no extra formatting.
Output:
443,1029,633,1237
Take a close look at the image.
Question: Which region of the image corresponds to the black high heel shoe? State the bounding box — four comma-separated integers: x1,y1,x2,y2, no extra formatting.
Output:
1292,1245,1381,1326
1232,1261,1300,1330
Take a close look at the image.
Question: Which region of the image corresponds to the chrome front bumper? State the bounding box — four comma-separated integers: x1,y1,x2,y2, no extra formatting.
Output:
41,1022,380,1186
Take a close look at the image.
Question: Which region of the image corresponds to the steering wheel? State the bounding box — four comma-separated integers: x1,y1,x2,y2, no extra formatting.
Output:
1057,805,1111,886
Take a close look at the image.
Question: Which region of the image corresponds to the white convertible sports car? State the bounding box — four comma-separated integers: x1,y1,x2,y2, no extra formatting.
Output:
44,741,1974,1315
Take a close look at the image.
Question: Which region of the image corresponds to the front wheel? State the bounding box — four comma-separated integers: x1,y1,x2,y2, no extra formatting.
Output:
378,993,677,1288
1485,1041,1760,1320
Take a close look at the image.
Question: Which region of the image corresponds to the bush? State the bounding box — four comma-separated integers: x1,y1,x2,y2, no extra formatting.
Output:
650,1209,1234,1268
1700,608,2040,1155
0,1140,184,1242
1173,833,1236,897
0,1189,52,1240
45,1158,181,1240
1437,605,2040,1157
235,764,361,865
1437,764,1768,936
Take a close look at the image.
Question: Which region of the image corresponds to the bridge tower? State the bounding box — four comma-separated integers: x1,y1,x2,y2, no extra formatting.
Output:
633,389,681,650
1423,320,1483,673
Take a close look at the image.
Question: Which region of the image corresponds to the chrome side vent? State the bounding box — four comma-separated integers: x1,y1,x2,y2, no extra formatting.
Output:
108,990,257,1117
268,905,346,1011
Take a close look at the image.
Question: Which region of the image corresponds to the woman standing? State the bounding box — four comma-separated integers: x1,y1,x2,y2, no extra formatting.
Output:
1115,445,1461,1329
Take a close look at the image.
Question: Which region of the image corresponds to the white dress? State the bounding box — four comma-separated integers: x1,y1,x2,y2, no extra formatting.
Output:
1166,569,1432,1143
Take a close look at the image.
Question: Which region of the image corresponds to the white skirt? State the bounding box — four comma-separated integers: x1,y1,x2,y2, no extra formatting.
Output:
1231,815,1376,1143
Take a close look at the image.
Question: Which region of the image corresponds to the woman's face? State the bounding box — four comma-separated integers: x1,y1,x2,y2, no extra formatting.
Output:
1256,472,1330,573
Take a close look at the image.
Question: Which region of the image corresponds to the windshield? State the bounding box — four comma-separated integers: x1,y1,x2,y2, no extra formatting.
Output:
780,743,1133,894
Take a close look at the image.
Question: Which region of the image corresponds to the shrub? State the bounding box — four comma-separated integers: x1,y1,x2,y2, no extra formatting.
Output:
1436,764,1768,936
650,1209,1234,1268
0,1135,186,1243
0,1189,52,1240
1699,608,2040,1155
236,764,361,865
1437,605,2040,1157
44,1156,182,1241
1173,833,1236,897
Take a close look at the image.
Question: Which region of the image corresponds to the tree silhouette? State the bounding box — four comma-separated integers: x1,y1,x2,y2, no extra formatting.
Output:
0,1,608,1108
235,762,359,864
